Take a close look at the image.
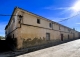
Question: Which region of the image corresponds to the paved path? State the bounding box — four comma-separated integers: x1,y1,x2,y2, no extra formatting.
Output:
16,39,80,57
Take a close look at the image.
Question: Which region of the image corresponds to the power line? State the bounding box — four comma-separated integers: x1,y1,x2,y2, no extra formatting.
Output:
58,12,80,22
0,14,23,18
0,14,17,16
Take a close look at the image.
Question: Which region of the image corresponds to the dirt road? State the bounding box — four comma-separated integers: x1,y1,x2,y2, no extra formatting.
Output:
17,39,80,57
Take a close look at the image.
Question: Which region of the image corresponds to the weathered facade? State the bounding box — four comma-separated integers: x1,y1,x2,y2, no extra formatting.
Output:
5,7,80,49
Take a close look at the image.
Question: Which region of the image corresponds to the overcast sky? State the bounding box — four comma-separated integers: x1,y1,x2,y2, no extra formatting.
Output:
0,0,80,36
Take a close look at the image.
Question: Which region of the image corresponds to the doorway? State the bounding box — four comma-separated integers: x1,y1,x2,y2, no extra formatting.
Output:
61,34,63,41
46,33,50,41
68,35,69,39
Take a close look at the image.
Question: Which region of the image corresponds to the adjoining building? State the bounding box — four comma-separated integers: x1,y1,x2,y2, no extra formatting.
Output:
5,7,80,49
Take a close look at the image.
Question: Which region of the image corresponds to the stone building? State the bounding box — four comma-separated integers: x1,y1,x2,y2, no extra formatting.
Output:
5,7,80,49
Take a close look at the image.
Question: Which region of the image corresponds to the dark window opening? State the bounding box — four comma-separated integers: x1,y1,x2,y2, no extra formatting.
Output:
37,19,40,24
49,23,52,28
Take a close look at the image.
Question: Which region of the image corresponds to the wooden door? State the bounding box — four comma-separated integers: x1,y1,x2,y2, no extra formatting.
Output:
46,33,50,40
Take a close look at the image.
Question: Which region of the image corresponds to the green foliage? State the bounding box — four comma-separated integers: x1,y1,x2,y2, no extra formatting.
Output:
0,36,5,40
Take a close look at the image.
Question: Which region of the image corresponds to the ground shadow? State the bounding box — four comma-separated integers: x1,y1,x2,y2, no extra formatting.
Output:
7,38,80,57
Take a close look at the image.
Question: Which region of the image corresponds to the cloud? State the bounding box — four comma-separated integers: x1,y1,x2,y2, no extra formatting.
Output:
47,17,60,22
76,23,80,24
44,6,73,18
43,5,80,31
44,6,72,10
44,5,80,22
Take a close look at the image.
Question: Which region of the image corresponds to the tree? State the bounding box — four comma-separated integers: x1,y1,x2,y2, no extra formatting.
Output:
0,36,5,40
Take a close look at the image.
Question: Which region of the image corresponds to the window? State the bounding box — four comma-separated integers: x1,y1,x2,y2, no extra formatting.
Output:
37,19,40,24
13,18,15,23
49,23,52,28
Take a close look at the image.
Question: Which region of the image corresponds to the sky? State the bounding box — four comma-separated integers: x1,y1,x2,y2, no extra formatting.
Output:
0,0,80,36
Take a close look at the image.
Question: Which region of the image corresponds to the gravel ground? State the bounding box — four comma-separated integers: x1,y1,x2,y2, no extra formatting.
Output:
16,39,80,57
